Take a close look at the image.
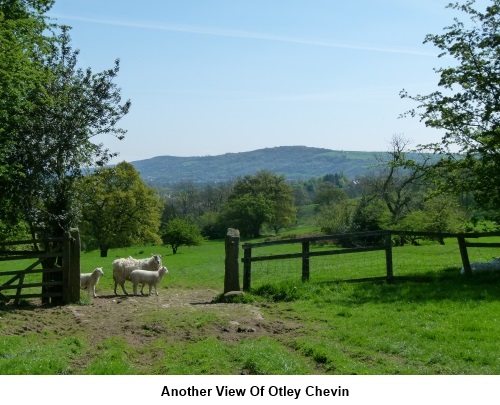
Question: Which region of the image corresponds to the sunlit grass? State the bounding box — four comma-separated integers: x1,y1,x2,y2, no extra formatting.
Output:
0,334,84,375
82,337,140,375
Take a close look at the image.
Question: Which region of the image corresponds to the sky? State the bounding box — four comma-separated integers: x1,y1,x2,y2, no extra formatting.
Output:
47,0,478,162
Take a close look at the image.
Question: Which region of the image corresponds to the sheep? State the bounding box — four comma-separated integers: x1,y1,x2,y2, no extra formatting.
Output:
130,266,169,296
460,257,500,275
80,267,104,298
112,254,163,295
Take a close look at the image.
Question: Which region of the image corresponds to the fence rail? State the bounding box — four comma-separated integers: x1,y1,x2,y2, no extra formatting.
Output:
0,229,81,305
240,230,500,291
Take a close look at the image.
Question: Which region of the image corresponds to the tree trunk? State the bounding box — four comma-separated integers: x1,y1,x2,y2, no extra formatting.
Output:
100,247,108,258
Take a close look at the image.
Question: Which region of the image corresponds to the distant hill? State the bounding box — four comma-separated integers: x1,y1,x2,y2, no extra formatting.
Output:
130,146,386,186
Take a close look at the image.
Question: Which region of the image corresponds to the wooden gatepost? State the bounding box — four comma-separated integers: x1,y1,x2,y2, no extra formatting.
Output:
0,228,81,305
62,228,81,304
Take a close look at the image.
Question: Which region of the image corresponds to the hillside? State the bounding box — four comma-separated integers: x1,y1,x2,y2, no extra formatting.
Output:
130,146,384,185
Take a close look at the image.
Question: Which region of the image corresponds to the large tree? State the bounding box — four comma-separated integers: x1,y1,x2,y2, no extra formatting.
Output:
0,0,55,236
0,3,131,241
221,170,296,237
400,0,500,218
77,162,163,257
363,135,430,226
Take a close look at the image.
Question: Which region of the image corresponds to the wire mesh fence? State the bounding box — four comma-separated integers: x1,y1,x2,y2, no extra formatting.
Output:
241,232,500,291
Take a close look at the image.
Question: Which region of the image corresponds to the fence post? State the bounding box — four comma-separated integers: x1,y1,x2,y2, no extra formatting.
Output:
457,235,472,275
224,228,241,293
302,241,310,282
69,228,81,303
385,233,393,282
243,246,252,292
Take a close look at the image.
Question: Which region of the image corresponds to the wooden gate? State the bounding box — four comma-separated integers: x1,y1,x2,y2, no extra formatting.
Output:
0,229,81,305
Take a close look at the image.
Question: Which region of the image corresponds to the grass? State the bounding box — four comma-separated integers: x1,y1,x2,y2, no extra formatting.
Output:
0,334,84,374
285,271,500,374
75,240,227,290
1,233,500,374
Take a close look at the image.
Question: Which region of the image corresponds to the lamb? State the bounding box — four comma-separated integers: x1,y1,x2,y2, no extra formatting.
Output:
112,254,163,295
130,266,169,296
80,267,104,298
460,257,500,275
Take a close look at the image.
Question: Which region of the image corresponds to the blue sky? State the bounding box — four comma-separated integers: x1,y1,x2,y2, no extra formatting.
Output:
48,1,475,161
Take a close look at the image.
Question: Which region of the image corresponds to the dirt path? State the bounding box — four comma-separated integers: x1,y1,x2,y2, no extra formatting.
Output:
1,288,303,353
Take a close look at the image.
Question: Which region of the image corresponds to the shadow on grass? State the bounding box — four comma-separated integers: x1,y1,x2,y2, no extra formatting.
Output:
251,267,500,304
333,267,500,304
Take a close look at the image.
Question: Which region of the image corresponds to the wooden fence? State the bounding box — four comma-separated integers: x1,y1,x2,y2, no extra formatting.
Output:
241,230,500,291
0,229,81,305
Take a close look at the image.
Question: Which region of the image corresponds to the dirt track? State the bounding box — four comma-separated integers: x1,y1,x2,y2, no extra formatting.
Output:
1,288,304,372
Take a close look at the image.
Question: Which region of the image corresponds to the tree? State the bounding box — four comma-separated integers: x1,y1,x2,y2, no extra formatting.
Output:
78,162,163,257
0,0,55,232
221,170,297,237
161,218,203,254
222,193,272,238
0,12,131,241
366,135,429,226
399,194,467,244
313,182,348,211
400,0,500,218
316,199,355,235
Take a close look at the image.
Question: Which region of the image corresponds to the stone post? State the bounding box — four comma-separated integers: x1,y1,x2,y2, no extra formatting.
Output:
224,228,240,293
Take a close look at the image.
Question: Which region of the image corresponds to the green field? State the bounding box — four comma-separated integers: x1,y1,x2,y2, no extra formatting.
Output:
1,235,500,375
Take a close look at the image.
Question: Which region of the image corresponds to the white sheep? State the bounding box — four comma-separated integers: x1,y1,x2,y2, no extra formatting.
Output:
112,254,163,295
80,267,104,298
460,257,500,275
130,266,169,296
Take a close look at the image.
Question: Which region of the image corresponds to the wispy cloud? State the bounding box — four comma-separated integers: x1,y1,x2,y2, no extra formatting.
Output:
51,14,436,57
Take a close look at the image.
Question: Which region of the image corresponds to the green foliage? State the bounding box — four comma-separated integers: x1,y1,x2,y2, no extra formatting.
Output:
350,197,391,232
313,181,348,208
0,0,55,228
399,195,467,236
222,193,273,238
317,197,390,246
360,135,429,226
401,0,500,217
317,200,353,235
198,210,227,239
0,8,131,239
314,136,468,244
161,217,203,254
221,170,297,237
78,162,163,256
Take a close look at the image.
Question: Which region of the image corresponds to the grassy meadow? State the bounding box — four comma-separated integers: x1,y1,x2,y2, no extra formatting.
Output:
1,231,500,375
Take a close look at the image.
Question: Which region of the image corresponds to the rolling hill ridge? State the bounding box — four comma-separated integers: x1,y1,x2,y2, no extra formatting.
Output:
130,146,384,186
